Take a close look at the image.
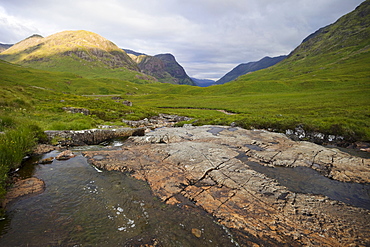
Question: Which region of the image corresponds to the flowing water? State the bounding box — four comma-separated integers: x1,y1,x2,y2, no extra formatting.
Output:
237,151,370,210
1,136,369,246
0,149,236,247
207,127,370,209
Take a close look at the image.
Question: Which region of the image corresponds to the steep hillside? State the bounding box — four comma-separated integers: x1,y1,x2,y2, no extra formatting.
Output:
128,52,196,85
222,0,370,93
133,55,176,83
0,1,368,142
153,54,195,86
0,30,156,83
216,55,287,85
124,1,370,141
289,0,370,62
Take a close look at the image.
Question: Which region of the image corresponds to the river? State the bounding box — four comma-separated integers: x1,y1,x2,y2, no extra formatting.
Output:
0,148,237,246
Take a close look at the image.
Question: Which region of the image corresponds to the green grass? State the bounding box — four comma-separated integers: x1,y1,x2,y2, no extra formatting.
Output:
1,52,369,141
0,2,369,216
0,120,45,198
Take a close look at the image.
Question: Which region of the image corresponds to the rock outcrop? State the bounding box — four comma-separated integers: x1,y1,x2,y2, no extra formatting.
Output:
122,114,192,129
45,127,145,146
83,125,370,246
127,51,196,85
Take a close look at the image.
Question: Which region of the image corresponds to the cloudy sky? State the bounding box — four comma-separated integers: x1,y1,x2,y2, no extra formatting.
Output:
0,0,365,80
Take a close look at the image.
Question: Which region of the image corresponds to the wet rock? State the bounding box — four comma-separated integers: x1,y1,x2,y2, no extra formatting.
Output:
191,228,202,238
45,127,145,146
56,150,76,160
33,144,59,155
122,114,192,129
39,157,54,164
3,177,45,207
83,126,370,246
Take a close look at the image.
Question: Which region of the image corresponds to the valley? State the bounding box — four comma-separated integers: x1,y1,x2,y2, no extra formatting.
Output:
0,0,369,246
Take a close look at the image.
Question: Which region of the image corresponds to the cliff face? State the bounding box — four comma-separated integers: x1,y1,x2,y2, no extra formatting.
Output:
135,55,176,83
153,54,195,86
126,50,196,85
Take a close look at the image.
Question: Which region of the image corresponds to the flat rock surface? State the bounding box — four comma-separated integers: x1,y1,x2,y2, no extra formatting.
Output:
83,125,370,246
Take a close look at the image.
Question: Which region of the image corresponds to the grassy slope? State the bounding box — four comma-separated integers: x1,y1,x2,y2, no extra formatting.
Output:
1,2,369,141
1,40,369,140
1,1,368,211
0,30,156,84
124,1,370,140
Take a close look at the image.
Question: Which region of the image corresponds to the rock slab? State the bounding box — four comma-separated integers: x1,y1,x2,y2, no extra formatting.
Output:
45,127,145,146
83,125,370,246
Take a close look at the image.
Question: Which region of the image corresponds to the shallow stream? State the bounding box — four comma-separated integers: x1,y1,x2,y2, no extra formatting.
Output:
0,149,236,246
1,135,369,246
237,151,370,210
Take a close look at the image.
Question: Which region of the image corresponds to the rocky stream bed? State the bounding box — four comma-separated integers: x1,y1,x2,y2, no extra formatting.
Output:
3,124,370,246
81,125,370,246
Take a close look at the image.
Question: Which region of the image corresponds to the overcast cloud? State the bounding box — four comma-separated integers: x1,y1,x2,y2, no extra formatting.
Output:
0,0,365,80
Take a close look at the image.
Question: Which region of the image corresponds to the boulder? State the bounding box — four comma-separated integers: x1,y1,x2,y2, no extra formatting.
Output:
62,107,90,115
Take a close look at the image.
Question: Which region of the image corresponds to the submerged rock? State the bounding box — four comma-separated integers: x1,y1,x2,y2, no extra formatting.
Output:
3,178,45,207
83,125,370,246
56,150,76,160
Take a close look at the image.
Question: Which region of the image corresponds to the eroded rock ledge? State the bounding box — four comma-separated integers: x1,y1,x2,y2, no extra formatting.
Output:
45,127,145,146
83,125,370,246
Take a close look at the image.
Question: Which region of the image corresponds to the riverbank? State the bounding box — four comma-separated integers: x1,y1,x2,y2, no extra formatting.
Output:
2,124,369,245
83,125,370,246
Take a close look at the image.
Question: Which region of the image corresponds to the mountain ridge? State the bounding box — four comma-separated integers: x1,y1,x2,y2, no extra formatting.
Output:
0,30,196,85
0,1,368,141
126,52,196,86
1,30,138,69
216,55,287,85
0,43,13,53
0,30,158,83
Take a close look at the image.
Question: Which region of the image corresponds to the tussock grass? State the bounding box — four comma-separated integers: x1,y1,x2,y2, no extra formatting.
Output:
0,120,45,198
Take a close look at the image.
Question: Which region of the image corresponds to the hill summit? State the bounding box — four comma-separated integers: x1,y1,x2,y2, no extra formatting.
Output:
1,30,138,70
0,30,155,82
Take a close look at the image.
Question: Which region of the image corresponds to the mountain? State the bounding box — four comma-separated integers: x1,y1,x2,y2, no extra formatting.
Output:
216,55,287,85
153,54,195,86
0,30,157,83
123,49,146,56
286,1,370,62
133,55,177,83
191,78,215,87
0,43,12,53
230,0,370,89
128,52,196,86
